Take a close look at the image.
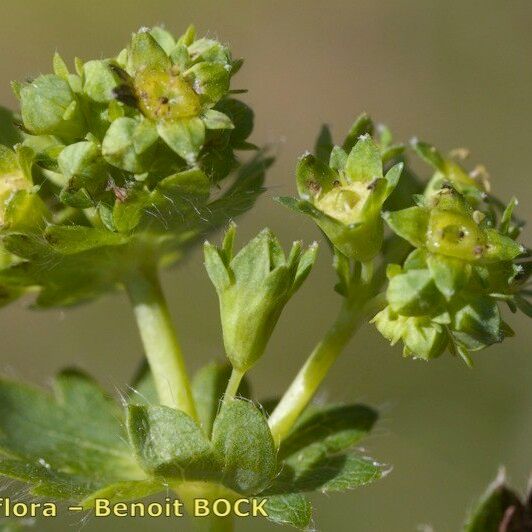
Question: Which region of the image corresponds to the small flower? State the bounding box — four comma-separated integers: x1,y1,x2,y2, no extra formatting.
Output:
278,133,402,262
204,223,318,372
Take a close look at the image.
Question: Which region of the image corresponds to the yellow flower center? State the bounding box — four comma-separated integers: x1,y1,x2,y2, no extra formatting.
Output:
315,182,371,225
134,68,201,121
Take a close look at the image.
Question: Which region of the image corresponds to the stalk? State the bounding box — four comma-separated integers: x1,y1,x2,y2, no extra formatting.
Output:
223,368,245,404
126,265,197,420
177,482,236,532
268,262,384,445
268,298,364,444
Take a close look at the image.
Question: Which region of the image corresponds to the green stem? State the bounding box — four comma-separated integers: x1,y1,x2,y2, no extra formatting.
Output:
269,261,384,445
126,266,197,420
223,368,244,404
268,297,364,444
177,482,235,532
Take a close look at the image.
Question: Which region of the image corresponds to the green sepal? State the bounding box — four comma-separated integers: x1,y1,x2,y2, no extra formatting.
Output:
372,307,447,360
127,30,171,74
202,109,234,130
296,153,338,200
83,60,123,103
387,269,442,316
411,138,445,172
185,62,230,105
127,404,220,480
3,189,50,232
211,399,276,495
342,113,374,153
451,296,502,350
383,206,429,248
345,134,383,182
157,117,205,163
0,106,22,146
149,27,176,55
102,117,158,172
19,74,86,141
314,124,333,162
427,253,471,300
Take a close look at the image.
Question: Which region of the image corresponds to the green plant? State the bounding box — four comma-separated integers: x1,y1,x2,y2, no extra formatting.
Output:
0,24,529,531
463,470,531,532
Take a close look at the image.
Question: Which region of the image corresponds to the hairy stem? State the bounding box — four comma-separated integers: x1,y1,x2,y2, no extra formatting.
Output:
126,266,197,419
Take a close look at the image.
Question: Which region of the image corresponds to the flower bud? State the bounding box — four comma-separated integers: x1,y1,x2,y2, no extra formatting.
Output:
279,134,402,261
204,224,317,372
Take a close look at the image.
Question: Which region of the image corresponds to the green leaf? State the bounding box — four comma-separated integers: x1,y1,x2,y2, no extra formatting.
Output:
44,225,129,254
192,362,251,437
80,479,163,509
157,117,205,163
279,404,378,462
260,493,313,530
268,403,383,495
202,109,234,130
269,453,385,495
127,404,220,480
212,399,276,494
0,370,144,499
345,134,383,182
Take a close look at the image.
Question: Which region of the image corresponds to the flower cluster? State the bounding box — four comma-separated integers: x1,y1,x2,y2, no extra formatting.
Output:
0,26,266,307
373,145,529,363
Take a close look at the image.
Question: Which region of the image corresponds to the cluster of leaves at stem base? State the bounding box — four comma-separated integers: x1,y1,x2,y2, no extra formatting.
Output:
0,364,386,530
0,25,269,308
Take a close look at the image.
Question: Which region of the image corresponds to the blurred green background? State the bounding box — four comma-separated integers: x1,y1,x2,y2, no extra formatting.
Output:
1,1,531,530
